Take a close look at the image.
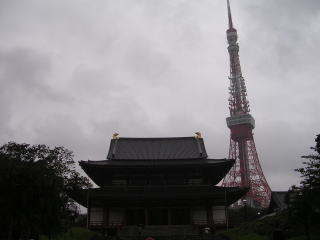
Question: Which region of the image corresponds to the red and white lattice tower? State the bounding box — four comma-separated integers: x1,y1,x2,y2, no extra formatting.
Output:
221,0,271,208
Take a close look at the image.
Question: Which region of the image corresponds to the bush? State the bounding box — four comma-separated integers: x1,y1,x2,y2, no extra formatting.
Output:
40,227,96,240
222,228,268,240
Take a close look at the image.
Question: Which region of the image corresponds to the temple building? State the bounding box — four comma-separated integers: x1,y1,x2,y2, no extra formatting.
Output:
75,134,247,235
74,134,247,237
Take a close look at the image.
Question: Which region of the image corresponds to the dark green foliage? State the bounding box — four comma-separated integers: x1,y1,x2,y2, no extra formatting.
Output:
295,134,320,213
222,212,320,240
222,228,268,240
239,212,300,237
285,134,320,240
228,207,266,227
0,142,91,240
40,227,96,240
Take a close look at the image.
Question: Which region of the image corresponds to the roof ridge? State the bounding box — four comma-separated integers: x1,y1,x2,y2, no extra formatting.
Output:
118,136,197,140
80,158,232,164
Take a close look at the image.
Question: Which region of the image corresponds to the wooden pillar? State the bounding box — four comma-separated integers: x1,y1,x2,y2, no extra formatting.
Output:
145,208,148,225
86,188,90,229
87,205,91,229
104,208,109,227
225,206,229,229
122,208,126,226
206,205,213,225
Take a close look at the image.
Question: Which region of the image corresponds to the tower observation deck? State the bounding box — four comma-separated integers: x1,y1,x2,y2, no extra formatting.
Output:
221,0,271,208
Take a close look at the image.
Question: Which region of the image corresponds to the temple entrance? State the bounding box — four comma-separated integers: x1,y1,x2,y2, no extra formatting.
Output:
171,208,190,225
148,208,168,225
126,208,191,225
126,208,145,225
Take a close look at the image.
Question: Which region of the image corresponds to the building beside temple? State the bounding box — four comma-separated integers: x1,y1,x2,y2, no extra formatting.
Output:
74,134,247,237
268,191,289,213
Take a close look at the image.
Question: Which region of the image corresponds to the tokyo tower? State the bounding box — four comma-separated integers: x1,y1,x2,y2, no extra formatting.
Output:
221,0,271,208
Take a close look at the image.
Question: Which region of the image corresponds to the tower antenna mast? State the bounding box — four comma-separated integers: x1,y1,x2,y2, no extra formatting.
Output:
227,0,233,29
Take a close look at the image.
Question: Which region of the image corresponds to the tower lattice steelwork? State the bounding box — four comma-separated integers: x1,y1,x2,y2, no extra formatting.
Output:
221,0,271,208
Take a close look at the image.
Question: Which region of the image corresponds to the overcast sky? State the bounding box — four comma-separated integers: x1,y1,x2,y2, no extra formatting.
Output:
1,0,319,191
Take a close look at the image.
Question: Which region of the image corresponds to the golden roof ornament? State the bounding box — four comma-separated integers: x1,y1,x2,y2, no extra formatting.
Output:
112,133,119,139
195,132,202,139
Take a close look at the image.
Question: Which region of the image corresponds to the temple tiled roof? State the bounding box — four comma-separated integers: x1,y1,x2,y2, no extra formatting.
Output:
71,185,249,207
81,158,232,167
107,137,208,160
79,159,234,187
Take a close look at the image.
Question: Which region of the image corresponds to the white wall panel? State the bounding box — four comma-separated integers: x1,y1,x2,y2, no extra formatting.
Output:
212,206,226,224
109,207,125,225
191,207,207,224
90,207,103,225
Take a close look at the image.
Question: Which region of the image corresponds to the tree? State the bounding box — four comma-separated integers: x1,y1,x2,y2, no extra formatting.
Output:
0,142,90,240
296,134,320,212
287,134,320,240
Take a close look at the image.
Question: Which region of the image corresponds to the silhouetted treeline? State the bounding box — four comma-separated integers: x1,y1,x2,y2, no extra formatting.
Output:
0,142,90,240
286,134,320,240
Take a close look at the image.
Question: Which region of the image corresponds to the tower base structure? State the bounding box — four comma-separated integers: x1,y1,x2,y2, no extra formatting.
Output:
222,124,271,208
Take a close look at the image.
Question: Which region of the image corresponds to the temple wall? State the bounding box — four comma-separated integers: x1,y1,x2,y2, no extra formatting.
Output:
212,206,226,224
191,207,207,224
88,206,227,227
89,207,104,226
109,207,125,225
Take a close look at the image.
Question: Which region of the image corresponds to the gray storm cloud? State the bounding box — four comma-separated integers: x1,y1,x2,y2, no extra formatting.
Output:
1,0,319,190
